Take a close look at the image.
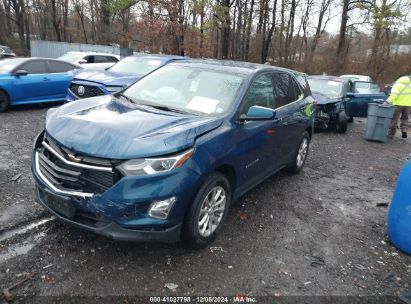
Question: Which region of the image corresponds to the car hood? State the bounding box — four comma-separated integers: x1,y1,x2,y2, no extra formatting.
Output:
45,95,223,159
73,70,142,87
312,91,342,105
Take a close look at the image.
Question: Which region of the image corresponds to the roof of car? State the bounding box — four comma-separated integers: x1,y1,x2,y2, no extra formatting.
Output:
170,59,297,76
128,54,187,63
307,75,349,83
66,51,120,57
131,54,187,59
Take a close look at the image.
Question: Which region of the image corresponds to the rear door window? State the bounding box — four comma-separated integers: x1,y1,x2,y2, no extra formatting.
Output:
272,73,303,108
19,60,48,74
94,55,116,63
106,56,118,62
47,61,72,73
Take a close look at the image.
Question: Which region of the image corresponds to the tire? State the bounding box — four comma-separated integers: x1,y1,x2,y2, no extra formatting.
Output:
336,111,348,133
0,90,9,113
182,173,231,249
286,132,310,174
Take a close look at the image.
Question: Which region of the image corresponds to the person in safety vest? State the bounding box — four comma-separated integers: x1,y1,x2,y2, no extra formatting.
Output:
386,66,411,139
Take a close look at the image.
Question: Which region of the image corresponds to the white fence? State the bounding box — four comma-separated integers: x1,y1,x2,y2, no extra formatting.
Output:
30,40,121,58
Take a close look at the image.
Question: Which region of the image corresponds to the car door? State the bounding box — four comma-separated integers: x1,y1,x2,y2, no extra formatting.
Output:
349,82,386,117
235,73,286,188
271,72,306,161
11,60,50,103
45,60,76,100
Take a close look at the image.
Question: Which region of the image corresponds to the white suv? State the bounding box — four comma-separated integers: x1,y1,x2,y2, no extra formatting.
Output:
58,52,121,71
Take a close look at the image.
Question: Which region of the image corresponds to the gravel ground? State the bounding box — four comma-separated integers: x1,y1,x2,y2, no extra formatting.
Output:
1,105,411,303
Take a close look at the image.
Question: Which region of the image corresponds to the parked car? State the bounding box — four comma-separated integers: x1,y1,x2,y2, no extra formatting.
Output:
307,76,351,133
67,54,187,101
340,74,372,82
0,45,16,60
58,52,120,71
307,76,386,133
0,58,82,112
31,60,315,248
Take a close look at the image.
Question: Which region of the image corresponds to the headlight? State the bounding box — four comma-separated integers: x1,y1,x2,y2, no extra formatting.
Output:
105,86,123,93
116,149,194,176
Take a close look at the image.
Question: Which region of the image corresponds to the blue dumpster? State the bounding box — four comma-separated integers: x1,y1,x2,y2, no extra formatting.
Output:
388,157,411,254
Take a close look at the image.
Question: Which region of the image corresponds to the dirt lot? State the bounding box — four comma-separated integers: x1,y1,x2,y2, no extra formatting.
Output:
1,104,411,303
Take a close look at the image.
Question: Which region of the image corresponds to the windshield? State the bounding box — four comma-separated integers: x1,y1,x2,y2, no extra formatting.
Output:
109,57,164,75
307,78,343,98
0,58,27,73
58,53,83,63
123,65,244,116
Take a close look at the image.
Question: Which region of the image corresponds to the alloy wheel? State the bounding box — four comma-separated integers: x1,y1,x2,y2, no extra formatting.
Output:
198,186,227,237
296,137,308,168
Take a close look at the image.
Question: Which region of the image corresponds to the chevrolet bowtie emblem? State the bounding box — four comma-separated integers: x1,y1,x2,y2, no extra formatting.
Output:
67,153,82,162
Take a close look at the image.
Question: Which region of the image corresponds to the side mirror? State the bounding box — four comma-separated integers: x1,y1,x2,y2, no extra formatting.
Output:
14,70,28,76
78,59,87,64
239,105,275,121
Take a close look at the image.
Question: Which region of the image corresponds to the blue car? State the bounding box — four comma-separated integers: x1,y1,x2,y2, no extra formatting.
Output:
307,76,386,133
67,55,187,101
0,58,81,112
32,60,314,248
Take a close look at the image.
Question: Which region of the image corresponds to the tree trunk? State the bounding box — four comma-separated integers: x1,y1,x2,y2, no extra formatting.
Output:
261,0,277,63
245,0,254,61
221,0,231,59
336,0,349,71
50,0,61,41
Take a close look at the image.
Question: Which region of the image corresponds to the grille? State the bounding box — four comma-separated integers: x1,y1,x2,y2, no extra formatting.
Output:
69,83,105,99
37,135,118,194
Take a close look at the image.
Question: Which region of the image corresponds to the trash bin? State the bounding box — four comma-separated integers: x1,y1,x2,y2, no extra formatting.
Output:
365,103,395,142
388,157,411,254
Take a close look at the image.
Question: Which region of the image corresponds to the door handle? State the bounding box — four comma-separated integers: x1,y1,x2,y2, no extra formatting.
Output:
43,77,50,81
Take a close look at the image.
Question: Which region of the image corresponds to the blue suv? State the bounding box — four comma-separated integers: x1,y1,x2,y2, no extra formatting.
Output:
67,55,186,101
32,60,314,248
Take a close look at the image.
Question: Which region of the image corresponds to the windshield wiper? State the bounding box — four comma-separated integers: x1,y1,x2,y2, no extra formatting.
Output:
118,93,138,104
140,104,195,115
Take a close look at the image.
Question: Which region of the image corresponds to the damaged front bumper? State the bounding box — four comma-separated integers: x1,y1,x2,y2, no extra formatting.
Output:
31,131,201,243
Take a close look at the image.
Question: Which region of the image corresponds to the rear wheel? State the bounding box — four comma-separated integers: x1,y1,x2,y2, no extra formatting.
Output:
182,173,231,249
336,111,348,133
286,132,310,174
0,90,9,112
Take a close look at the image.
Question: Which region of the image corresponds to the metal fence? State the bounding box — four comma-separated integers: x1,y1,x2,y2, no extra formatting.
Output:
30,40,132,58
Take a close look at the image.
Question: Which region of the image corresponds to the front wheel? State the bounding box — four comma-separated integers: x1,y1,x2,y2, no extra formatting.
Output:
0,90,9,112
182,173,231,249
286,132,310,174
336,111,348,133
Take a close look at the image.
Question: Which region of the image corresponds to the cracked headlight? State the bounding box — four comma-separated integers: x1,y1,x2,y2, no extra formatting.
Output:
116,149,194,176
